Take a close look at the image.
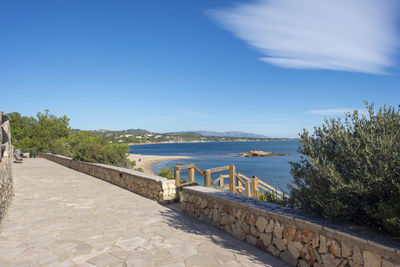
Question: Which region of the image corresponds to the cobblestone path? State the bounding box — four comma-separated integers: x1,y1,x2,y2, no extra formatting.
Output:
0,158,287,266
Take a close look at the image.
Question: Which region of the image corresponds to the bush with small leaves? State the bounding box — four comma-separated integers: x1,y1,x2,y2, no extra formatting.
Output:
290,102,400,236
158,164,174,180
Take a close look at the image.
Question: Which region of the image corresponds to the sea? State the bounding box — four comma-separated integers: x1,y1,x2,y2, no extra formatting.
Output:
129,140,301,193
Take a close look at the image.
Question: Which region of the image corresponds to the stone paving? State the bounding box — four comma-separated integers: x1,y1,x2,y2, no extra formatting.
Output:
0,158,288,267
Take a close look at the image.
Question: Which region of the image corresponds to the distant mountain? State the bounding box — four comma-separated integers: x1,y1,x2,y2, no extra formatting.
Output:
91,129,151,135
79,128,289,145
179,131,268,139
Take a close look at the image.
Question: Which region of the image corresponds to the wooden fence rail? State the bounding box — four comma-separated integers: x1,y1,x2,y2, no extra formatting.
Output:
174,163,287,200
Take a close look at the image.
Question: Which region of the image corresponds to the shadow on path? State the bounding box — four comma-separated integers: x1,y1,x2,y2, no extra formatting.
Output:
160,203,288,266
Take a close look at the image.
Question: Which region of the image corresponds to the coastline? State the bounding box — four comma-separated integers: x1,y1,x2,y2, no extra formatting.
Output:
128,139,295,146
127,154,192,175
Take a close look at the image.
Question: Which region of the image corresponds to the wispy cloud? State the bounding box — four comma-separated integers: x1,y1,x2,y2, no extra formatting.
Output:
308,108,368,115
210,0,399,74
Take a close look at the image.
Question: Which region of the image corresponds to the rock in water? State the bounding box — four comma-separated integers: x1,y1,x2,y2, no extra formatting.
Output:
237,150,286,157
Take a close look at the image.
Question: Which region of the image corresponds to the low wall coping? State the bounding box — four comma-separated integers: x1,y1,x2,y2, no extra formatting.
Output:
183,186,400,257
43,153,173,183
40,153,176,203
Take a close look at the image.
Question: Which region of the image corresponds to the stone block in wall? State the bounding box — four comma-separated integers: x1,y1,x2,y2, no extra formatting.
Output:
341,242,353,258
265,219,274,233
260,232,272,247
383,258,400,267
267,244,280,256
363,250,381,267
319,235,327,254
288,240,300,259
283,225,297,241
301,244,316,265
330,239,342,257
255,216,268,232
273,221,284,239
280,250,298,266
352,246,364,265
273,237,288,251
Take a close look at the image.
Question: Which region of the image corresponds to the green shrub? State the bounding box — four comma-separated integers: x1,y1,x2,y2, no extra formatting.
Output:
8,110,130,168
8,110,70,153
157,163,187,184
257,190,288,205
68,131,129,167
290,102,400,236
158,164,174,180
51,138,72,157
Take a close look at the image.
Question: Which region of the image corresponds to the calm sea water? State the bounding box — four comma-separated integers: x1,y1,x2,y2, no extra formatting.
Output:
129,141,300,193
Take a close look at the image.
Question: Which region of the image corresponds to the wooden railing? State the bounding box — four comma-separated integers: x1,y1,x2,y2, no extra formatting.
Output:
174,163,287,200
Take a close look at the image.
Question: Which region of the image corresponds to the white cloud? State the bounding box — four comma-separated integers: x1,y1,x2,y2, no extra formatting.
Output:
308,108,368,115
210,0,399,74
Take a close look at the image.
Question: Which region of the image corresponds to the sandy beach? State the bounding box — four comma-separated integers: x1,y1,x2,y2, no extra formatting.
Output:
127,154,192,175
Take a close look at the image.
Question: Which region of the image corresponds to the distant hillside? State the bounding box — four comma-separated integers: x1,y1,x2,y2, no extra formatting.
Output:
189,131,268,138
81,128,291,145
94,129,151,135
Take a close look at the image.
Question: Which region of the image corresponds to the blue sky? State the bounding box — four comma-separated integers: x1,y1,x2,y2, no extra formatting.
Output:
1,0,400,138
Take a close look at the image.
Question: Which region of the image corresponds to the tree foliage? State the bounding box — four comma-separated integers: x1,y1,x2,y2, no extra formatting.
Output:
69,131,129,167
157,164,174,180
8,110,70,155
257,191,288,205
8,110,130,167
290,102,400,236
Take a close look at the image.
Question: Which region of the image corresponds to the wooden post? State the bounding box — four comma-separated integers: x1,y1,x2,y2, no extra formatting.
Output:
229,164,236,193
255,177,259,194
245,181,250,197
220,175,224,187
251,176,258,198
174,166,180,186
188,167,195,182
205,170,211,187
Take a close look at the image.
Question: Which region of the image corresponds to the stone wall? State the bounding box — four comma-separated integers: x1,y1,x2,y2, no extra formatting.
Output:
0,112,13,220
39,153,176,203
182,186,400,267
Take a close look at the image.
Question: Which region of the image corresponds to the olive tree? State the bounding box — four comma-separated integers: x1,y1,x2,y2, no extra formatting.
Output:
290,102,400,236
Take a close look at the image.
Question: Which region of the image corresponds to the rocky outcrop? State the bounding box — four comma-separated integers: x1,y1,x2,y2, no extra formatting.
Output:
0,112,13,220
237,150,286,157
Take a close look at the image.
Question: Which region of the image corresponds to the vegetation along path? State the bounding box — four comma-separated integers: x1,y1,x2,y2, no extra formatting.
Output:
0,158,288,266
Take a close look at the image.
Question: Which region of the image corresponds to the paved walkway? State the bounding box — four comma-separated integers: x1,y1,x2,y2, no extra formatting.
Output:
0,159,288,267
